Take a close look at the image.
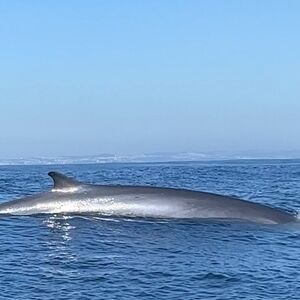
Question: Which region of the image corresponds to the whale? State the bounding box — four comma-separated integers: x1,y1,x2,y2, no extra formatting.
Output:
0,171,297,224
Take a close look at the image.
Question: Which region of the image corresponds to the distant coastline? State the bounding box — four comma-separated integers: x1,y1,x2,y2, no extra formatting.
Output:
0,151,299,166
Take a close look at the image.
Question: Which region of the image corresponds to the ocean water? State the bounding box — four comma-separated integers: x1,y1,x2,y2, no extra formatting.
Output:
0,160,300,299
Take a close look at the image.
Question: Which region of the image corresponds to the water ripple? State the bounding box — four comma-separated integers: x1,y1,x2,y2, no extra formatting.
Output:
0,161,300,299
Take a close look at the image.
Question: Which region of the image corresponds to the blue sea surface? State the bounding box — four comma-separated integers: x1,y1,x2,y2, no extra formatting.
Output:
0,160,300,299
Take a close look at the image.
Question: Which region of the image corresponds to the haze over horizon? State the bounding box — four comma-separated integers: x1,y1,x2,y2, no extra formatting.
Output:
1,150,300,166
1,1,299,158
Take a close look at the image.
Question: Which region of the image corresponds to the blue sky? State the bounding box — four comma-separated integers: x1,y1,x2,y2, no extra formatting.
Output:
0,1,299,158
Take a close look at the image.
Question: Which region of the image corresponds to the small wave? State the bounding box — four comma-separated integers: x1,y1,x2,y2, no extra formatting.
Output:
91,216,121,222
191,272,239,283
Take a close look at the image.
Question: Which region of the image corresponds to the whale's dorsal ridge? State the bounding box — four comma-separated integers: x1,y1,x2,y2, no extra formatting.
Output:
48,171,81,190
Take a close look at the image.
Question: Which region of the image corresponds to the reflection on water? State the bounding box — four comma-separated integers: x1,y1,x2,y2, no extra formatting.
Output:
43,215,79,272
44,215,75,242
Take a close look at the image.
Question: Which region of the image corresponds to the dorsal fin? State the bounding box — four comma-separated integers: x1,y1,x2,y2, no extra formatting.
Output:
48,171,81,190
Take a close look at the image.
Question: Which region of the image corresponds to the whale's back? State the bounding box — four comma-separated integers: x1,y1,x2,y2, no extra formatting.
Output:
0,172,296,224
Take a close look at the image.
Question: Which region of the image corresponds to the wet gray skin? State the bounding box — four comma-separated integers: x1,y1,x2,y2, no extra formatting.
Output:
0,172,297,224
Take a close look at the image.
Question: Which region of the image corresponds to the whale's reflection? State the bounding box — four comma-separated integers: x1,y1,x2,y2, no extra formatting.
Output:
42,215,79,271
44,215,75,242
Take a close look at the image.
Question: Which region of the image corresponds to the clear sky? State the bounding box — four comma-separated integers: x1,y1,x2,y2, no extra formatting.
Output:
0,1,299,158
